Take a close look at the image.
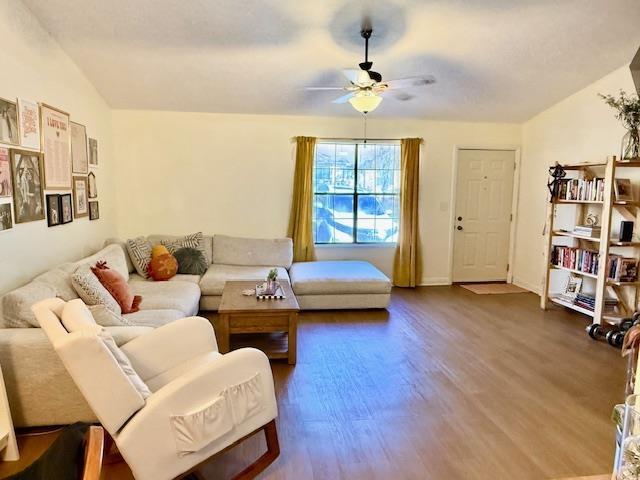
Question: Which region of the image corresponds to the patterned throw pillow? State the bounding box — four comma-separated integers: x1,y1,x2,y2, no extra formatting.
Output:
71,265,122,315
92,261,142,314
174,247,208,275
126,236,153,278
160,232,207,262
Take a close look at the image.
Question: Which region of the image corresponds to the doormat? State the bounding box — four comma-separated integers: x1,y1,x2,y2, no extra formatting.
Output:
460,283,529,295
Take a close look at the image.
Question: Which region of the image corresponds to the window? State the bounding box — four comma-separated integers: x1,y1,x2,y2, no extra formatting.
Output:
313,142,400,244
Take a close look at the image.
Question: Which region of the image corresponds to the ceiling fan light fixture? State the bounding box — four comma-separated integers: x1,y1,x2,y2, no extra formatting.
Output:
348,91,382,114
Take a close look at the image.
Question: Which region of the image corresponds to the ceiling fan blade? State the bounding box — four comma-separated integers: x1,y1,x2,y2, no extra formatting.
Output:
342,69,374,86
332,92,356,104
304,87,348,91
384,75,436,90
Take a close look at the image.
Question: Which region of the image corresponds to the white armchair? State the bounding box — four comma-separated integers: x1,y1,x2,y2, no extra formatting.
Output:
32,298,279,480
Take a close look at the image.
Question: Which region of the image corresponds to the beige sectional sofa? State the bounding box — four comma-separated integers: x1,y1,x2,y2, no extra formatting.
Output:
0,233,391,427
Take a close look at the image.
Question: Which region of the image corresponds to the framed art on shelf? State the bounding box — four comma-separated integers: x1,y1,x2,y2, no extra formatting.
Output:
40,104,71,189
88,138,98,168
10,149,44,223
0,147,11,197
0,203,12,232
17,99,40,150
60,193,73,224
0,97,19,146
70,121,89,174
87,171,97,198
89,201,99,220
72,175,88,218
614,178,634,202
46,194,61,227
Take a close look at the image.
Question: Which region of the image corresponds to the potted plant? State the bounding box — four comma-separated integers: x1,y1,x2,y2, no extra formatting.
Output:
265,268,279,295
600,90,640,160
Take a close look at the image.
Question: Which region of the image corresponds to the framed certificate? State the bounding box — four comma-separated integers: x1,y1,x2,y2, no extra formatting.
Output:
40,104,71,189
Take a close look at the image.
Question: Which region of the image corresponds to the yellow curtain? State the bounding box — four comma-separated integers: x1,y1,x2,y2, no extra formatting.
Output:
393,138,422,287
287,136,317,262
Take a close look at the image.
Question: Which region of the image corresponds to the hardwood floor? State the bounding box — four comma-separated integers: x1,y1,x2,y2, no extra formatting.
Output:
0,286,625,479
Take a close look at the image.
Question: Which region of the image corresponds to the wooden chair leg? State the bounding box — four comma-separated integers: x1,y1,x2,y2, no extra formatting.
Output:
231,420,280,480
102,429,123,465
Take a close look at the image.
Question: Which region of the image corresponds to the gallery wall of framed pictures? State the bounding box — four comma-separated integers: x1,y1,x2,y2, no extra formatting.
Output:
0,95,101,232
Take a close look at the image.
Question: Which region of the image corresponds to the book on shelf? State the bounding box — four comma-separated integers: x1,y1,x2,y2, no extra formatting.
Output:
572,225,601,237
557,177,605,202
573,293,617,312
607,255,639,282
551,246,599,275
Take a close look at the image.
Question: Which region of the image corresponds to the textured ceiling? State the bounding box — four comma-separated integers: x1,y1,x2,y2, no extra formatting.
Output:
22,0,640,121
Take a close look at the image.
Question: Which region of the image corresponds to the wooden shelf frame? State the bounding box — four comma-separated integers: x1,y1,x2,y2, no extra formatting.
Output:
542,156,640,325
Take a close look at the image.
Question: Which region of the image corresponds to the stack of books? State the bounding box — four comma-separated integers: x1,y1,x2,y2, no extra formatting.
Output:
572,225,601,238
557,177,605,202
574,293,617,312
607,256,639,282
551,246,600,275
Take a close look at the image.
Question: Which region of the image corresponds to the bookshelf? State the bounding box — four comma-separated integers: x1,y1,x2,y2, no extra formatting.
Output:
541,156,640,329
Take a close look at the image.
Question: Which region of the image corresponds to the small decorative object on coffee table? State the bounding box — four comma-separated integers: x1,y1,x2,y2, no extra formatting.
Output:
217,280,299,364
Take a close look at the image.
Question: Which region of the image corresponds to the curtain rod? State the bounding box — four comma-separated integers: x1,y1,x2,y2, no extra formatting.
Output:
290,137,402,142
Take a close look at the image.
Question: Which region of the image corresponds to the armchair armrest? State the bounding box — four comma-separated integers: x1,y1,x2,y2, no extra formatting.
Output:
115,348,277,480
120,316,217,381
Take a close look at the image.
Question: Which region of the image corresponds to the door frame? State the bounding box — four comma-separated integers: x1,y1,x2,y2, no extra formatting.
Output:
448,145,522,284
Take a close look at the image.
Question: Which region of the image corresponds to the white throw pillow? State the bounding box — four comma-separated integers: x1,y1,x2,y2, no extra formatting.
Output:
160,232,207,260
127,237,152,278
88,304,132,327
71,265,121,315
98,329,151,399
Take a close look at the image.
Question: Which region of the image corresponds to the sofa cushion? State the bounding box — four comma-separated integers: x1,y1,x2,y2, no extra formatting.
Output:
1,282,57,328
129,273,202,284
148,234,213,265
199,264,290,296
122,309,185,327
71,265,122,315
212,235,293,268
32,263,79,301
289,261,392,295
128,281,200,316
76,244,130,282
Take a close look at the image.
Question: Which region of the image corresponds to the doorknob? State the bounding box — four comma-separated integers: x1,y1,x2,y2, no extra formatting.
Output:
457,216,462,221
457,226,463,231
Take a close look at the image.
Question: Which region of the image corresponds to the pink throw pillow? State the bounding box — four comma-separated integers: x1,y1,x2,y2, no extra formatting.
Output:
91,261,142,314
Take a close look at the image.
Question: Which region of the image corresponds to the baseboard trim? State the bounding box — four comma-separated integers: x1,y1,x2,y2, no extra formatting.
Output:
512,277,541,296
418,277,451,286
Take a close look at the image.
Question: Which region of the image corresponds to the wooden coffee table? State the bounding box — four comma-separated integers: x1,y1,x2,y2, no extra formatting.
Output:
216,280,299,364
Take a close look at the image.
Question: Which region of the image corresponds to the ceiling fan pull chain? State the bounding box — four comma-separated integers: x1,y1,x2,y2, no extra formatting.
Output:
363,114,368,143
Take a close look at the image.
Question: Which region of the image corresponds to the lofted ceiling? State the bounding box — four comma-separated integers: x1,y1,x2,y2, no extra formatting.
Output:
21,0,640,122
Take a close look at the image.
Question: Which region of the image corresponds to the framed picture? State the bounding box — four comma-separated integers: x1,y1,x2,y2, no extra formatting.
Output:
88,138,98,168
89,201,99,220
60,193,73,224
10,149,44,223
0,97,19,146
17,99,40,150
72,176,88,217
614,178,634,202
87,171,97,198
0,203,12,232
562,274,583,301
46,194,61,227
0,147,11,197
70,121,89,174
41,104,71,189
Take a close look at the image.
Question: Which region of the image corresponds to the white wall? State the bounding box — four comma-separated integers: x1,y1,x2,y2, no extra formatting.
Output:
512,65,636,294
112,111,520,282
0,0,116,294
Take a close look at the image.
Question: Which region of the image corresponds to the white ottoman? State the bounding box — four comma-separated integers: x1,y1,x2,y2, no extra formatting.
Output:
289,261,391,310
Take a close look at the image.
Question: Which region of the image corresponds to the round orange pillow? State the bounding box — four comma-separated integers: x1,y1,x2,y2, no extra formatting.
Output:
147,253,178,281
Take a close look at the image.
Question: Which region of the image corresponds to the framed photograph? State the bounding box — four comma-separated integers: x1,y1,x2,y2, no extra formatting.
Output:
614,178,634,202
10,149,44,223
72,175,88,217
17,99,40,150
60,193,73,224
41,104,71,189
0,203,12,232
46,194,61,227
89,201,99,220
562,274,583,301
87,171,97,198
0,147,11,197
0,97,19,146
70,121,88,174
88,138,98,168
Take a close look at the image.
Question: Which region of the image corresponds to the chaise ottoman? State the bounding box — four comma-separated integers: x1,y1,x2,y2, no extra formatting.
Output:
288,261,391,310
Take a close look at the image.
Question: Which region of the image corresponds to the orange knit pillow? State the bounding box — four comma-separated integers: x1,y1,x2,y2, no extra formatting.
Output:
147,253,178,281
91,261,142,314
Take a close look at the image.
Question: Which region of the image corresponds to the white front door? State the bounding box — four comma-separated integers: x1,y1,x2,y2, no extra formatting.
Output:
453,149,515,282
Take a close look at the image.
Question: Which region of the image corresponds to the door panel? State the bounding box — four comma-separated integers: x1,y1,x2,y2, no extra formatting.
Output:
453,149,515,282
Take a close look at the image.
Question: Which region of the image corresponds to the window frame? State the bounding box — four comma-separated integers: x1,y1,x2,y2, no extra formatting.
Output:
313,140,400,246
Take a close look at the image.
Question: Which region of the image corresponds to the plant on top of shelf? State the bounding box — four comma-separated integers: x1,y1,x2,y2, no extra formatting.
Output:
600,90,640,160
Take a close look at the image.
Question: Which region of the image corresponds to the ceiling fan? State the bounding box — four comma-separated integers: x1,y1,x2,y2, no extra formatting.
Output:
306,27,436,114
